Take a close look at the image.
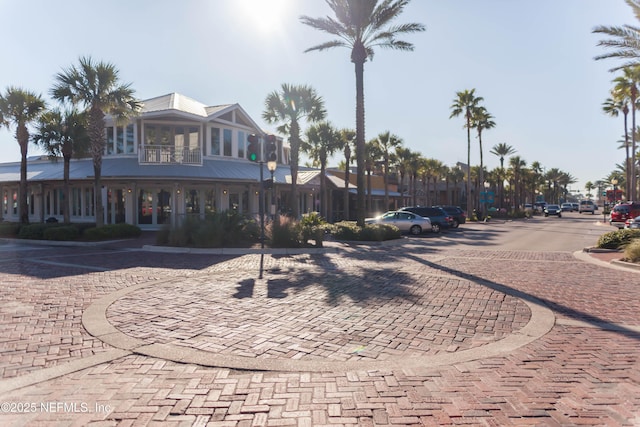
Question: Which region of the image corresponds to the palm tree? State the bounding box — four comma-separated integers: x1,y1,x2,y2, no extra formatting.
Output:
302,122,340,219
371,131,403,211
490,142,516,208
593,0,640,71
450,89,484,213
0,87,46,224
364,139,383,213
33,108,90,224
471,105,496,213
301,0,425,226
585,181,595,199
394,146,413,207
338,128,355,220
508,156,526,209
263,83,326,218
51,56,140,227
603,89,631,196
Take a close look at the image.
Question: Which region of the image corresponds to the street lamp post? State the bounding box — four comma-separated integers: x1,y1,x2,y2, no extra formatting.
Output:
267,160,277,218
611,178,618,205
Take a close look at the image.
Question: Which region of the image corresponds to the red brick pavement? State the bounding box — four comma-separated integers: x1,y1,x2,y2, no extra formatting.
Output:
0,240,638,426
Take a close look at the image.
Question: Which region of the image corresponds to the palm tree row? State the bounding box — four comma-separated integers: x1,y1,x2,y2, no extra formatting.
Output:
594,0,640,201
0,56,140,226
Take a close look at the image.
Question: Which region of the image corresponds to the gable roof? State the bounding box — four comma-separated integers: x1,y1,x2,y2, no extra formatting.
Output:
135,93,262,132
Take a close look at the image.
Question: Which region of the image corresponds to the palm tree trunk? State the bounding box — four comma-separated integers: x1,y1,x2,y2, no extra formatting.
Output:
18,124,29,224
90,106,106,227
632,87,638,201
624,112,630,198
290,121,300,218
466,112,472,214
344,146,350,221
63,157,71,224
354,59,366,227
383,157,389,211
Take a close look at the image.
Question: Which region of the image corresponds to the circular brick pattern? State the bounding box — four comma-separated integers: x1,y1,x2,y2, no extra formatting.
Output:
106,268,531,364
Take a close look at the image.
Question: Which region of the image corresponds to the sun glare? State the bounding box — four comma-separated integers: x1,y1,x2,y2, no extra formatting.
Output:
236,0,291,34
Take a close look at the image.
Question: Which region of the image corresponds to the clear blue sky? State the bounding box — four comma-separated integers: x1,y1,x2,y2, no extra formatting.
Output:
0,0,632,195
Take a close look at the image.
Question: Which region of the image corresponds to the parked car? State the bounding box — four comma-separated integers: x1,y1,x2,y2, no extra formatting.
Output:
571,202,579,211
578,200,597,214
544,204,562,217
625,215,640,229
399,206,452,233
610,202,640,228
534,201,547,213
560,203,573,212
365,211,432,235
434,205,466,228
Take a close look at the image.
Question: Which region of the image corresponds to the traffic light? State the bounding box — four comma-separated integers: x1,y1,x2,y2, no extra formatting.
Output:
247,134,259,162
265,134,277,163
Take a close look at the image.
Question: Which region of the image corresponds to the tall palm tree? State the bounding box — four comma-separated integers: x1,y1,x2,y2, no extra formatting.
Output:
593,0,640,71
301,0,425,226
490,142,516,208
263,83,326,218
450,89,483,213
609,67,640,200
0,87,46,224
33,108,90,224
371,131,403,211
338,128,356,220
603,89,631,197
302,121,340,219
51,56,140,227
471,105,496,213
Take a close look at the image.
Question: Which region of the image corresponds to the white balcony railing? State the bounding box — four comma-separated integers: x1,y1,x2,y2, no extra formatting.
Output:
138,145,202,165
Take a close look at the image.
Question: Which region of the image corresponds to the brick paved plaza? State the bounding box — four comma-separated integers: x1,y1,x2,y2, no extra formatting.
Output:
0,233,638,426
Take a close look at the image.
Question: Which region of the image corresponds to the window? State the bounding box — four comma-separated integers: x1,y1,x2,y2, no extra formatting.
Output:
186,189,200,214
223,129,232,156
3,190,7,215
126,124,135,153
106,127,115,155
116,127,124,154
85,188,94,217
238,131,245,159
210,127,220,156
205,189,216,213
72,188,82,216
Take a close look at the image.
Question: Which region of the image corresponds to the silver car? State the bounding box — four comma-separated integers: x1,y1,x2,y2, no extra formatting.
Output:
365,211,432,235
625,215,640,229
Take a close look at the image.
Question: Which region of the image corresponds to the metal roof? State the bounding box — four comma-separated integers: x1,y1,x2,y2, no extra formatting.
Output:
0,157,300,185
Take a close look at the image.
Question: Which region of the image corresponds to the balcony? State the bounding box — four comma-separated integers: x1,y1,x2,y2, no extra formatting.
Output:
138,145,202,165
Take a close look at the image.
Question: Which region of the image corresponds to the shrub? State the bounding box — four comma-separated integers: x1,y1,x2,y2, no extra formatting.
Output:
0,223,20,237
18,223,61,240
83,224,142,241
329,221,400,242
623,239,640,262
359,224,400,241
596,228,640,249
331,221,361,240
300,212,327,247
268,216,302,248
43,225,79,241
163,211,259,248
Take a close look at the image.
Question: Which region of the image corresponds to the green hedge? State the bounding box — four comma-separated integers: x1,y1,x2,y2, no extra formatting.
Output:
596,228,640,249
43,225,80,241
83,224,142,241
0,223,21,237
330,221,400,241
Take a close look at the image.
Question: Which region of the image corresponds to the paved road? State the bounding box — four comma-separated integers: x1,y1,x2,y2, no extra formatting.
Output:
0,219,638,426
